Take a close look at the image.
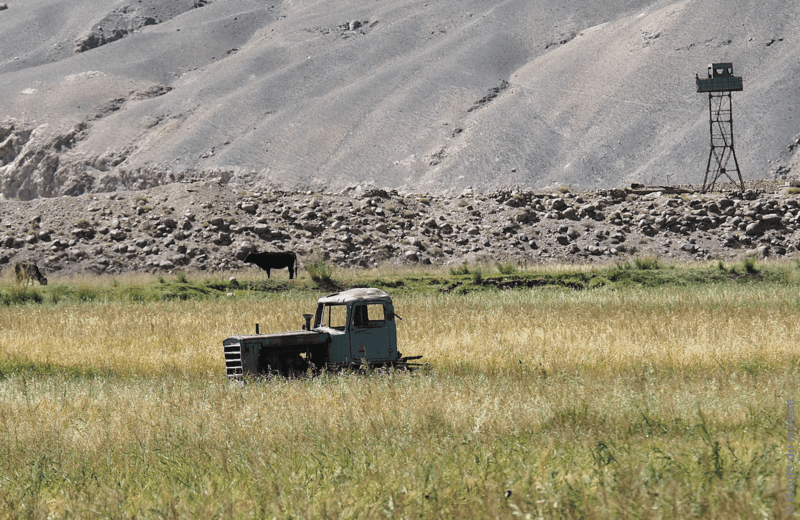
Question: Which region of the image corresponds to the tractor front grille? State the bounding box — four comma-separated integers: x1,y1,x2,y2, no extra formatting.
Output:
223,341,243,378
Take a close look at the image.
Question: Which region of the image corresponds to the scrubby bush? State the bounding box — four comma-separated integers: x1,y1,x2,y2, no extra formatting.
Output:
50,285,69,304
496,262,518,275
306,261,333,282
2,286,43,305
470,268,484,285
449,264,470,276
741,256,758,274
634,256,661,270
75,287,99,302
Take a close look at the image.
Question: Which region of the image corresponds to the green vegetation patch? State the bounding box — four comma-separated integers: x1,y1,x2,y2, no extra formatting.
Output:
156,281,218,301
0,259,798,307
0,285,44,305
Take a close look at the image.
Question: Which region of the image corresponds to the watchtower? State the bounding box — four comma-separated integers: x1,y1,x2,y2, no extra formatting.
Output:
696,63,744,192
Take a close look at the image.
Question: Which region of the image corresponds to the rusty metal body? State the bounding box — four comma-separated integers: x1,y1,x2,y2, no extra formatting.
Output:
222,288,420,378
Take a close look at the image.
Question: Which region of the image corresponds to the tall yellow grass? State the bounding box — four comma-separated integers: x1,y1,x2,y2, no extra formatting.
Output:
0,283,797,517
1,284,797,375
406,285,800,372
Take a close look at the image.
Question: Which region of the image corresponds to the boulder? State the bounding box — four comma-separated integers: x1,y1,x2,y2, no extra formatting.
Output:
566,227,580,239
71,227,94,239
514,209,538,224
718,198,734,209
302,220,324,233
423,217,438,228
214,232,232,245
161,217,177,229
253,223,270,235
236,241,257,258
170,254,188,265
745,221,763,236
562,207,578,220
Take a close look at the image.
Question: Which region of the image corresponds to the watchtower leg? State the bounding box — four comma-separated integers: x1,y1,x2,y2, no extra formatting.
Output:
702,91,745,193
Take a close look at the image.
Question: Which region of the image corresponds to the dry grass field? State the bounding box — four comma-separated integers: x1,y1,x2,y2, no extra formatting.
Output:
0,269,798,518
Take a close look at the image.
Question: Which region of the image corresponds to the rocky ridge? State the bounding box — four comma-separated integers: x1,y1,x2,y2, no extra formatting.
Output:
2,180,800,279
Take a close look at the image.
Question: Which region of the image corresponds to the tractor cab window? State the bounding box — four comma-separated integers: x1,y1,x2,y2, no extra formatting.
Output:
319,304,348,330
351,304,386,328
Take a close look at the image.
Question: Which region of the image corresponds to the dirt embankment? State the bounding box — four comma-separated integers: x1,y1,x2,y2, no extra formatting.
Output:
1,180,799,278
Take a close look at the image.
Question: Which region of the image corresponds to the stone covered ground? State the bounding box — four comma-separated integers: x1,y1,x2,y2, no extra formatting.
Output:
1,179,799,279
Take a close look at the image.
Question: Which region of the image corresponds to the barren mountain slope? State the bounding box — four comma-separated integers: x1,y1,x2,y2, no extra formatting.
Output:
0,0,798,200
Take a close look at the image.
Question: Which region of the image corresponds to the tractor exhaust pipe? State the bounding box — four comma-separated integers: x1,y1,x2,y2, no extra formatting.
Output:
302,313,313,330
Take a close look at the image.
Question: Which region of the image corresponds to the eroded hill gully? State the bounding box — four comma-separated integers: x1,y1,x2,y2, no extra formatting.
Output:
0,82,175,200
74,0,212,53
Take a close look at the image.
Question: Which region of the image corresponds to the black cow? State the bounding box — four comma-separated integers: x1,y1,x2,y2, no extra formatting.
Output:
15,262,47,285
244,252,297,279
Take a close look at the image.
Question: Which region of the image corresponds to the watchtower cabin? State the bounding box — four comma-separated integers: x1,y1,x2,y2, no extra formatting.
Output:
696,63,743,93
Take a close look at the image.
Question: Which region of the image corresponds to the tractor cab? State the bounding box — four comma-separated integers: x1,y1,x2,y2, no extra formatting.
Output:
314,288,399,364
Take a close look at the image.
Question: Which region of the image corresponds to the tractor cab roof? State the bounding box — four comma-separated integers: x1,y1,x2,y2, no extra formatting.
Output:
317,288,392,305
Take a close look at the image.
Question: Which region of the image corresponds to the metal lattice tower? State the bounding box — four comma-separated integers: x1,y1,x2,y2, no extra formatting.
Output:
696,63,744,193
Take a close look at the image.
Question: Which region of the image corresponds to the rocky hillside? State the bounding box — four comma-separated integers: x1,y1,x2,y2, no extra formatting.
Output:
1,180,798,279
0,0,799,199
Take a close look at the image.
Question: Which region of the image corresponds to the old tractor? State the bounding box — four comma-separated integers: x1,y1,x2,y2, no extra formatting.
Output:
222,288,422,378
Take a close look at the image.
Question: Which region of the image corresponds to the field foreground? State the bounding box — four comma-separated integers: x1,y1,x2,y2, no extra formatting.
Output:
0,278,798,518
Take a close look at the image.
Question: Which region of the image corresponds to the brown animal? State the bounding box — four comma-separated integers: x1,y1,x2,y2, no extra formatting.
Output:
15,262,47,285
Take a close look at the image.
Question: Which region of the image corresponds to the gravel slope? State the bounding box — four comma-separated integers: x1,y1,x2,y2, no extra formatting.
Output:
0,0,798,200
